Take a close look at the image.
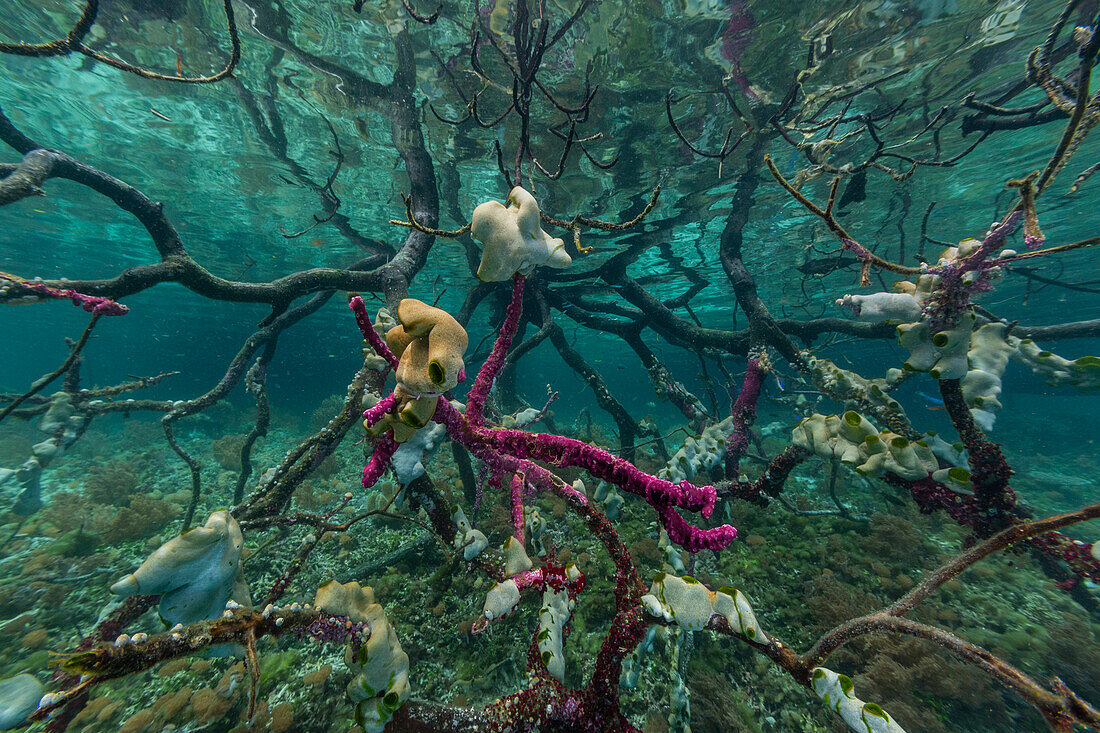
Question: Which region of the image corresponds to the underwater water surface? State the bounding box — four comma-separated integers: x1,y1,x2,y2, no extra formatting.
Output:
2,0,1100,731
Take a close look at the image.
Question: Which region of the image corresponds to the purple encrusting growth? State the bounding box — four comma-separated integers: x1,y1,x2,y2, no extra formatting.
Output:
2,274,129,316
430,398,736,553
361,434,397,489
924,211,1024,330
719,1,758,99
511,472,526,543
726,355,765,474
362,392,397,428
349,296,399,370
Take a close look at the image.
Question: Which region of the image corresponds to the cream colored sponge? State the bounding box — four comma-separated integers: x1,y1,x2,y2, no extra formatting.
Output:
471,186,571,281
641,573,764,639
812,667,906,733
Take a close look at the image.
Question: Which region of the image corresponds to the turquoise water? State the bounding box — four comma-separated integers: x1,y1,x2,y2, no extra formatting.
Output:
2,1,1100,731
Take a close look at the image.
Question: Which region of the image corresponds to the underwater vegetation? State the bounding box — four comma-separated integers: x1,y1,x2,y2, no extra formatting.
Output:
4,0,1100,731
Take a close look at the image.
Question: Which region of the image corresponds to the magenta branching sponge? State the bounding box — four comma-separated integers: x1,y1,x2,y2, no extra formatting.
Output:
348,274,737,555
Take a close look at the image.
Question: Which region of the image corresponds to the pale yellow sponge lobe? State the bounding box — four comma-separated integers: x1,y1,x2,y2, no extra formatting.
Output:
502,535,533,576
386,299,468,396
314,580,410,733
314,580,376,622
110,510,249,627
792,412,938,481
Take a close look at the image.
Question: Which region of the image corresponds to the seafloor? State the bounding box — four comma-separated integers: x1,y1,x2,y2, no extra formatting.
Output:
2,397,1097,732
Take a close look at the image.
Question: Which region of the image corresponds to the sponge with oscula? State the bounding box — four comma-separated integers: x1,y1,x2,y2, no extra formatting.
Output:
365,385,440,444
812,667,906,733
315,580,410,733
961,322,1015,430
640,573,764,640
387,299,468,396
791,412,938,481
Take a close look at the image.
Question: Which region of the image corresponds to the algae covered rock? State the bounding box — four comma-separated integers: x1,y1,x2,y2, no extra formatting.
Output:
110,510,250,627
0,674,43,730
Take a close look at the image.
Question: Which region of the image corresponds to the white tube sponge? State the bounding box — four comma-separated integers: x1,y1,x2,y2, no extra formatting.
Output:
961,323,1014,430
502,535,533,576
837,292,922,322
899,313,976,379
110,510,250,627
451,506,488,560
659,416,732,484
933,466,973,493
897,320,937,373
668,668,691,733
812,667,906,733
602,490,625,520
803,355,907,420
1013,339,1100,390
658,530,686,574
316,581,410,733
482,578,522,622
929,312,975,380
390,420,446,484
537,587,573,683
38,391,74,432
922,431,968,468
640,573,764,640
471,186,571,282
501,407,542,428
